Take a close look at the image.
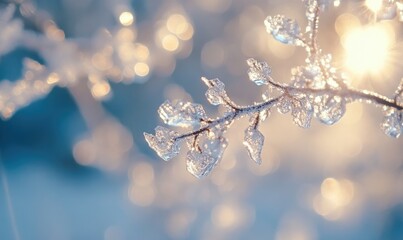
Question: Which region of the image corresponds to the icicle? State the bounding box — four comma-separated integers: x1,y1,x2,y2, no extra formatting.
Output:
186,137,228,178
243,127,264,165
291,94,313,128
144,126,181,161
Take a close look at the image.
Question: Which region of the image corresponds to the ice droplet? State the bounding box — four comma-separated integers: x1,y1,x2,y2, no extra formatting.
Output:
381,108,402,138
277,96,292,114
377,2,397,21
243,127,264,165
201,77,228,105
186,137,228,178
246,58,271,86
144,126,180,161
317,95,346,125
292,95,313,128
264,15,301,45
158,100,207,127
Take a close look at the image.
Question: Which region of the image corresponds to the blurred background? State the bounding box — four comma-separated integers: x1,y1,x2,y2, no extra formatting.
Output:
0,0,402,239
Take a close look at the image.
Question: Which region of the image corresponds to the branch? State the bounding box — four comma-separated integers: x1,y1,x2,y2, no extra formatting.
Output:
144,0,403,178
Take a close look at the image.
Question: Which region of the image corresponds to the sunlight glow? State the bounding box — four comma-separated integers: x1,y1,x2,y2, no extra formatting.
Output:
343,24,393,75
365,0,383,13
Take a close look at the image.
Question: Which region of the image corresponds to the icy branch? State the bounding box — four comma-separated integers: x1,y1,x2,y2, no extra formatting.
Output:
145,0,403,178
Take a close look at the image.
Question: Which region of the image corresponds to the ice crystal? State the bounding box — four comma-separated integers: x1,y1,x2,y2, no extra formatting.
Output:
291,94,314,128
243,127,264,165
201,77,228,105
278,96,293,114
246,58,271,86
144,126,181,161
158,100,207,127
316,95,346,125
381,108,402,138
264,15,301,45
186,137,228,178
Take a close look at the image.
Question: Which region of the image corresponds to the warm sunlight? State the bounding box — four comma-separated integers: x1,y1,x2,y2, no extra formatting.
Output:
365,0,383,13
343,24,394,75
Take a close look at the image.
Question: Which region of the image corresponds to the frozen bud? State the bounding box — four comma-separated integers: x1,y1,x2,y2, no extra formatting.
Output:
158,100,207,127
264,15,301,45
201,77,228,105
243,127,264,165
316,95,346,125
144,126,180,161
246,58,271,86
186,137,228,178
381,107,402,138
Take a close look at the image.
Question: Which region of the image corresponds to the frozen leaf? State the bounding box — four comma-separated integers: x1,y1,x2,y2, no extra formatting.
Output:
158,100,207,127
144,126,180,161
316,95,346,125
186,137,228,178
264,15,301,45
201,77,228,105
243,127,264,165
246,58,271,86
277,96,292,114
292,95,313,128
381,108,402,138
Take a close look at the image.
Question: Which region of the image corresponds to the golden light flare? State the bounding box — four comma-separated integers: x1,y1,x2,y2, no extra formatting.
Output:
119,11,134,26
342,23,395,75
365,0,383,13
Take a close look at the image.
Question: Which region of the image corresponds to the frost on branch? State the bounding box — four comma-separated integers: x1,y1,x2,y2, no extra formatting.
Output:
145,0,403,178
158,100,207,127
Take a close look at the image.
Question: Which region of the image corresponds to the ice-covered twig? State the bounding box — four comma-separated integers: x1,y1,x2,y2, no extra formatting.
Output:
145,0,403,178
